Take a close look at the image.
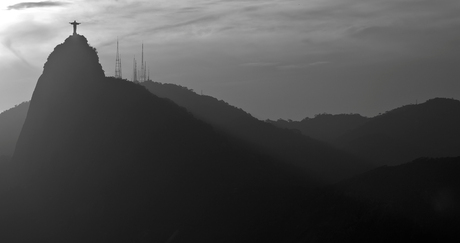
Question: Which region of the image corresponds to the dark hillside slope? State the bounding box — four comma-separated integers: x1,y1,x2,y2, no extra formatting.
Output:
142,81,372,183
298,156,460,242
4,35,313,243
336,98,460,166
0,102,29,157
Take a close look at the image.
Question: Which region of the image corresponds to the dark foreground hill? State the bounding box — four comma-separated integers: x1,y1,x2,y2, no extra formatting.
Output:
2,35,314,243
0,102,29,157
297,156,460,242
142,81,372,183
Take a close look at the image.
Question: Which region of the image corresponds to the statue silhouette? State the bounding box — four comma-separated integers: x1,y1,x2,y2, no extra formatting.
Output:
70,20,80,35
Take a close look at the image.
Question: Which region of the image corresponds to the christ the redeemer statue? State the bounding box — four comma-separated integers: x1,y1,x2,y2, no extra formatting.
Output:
70,20,80,35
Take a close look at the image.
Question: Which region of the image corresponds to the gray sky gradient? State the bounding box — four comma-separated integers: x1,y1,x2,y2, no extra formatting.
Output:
1,0,459,119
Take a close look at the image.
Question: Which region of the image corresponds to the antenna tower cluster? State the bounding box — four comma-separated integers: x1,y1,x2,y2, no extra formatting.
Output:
115,39,150,82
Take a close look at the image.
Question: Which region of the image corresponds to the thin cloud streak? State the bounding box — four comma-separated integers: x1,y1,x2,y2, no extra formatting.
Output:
7,1,70,10
278,61,330,70
241,62,279,67
241,61,330,70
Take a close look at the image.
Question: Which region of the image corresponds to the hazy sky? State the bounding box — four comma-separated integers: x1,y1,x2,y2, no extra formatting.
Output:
1,0,460,120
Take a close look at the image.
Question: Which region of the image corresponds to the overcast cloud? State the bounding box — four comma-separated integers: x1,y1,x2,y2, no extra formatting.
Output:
1,0,459,119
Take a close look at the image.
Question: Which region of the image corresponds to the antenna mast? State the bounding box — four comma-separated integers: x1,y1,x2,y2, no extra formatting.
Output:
115,38,122,79
133,56,137,82
140,43,145,82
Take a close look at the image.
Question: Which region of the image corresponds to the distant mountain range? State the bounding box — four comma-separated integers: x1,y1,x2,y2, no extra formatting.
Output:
4,81,459,172
0,81,372,184
269,98,460,166
268,113,369,143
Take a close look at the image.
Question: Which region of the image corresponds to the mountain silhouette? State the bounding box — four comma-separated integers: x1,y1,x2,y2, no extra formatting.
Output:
141,81,372,183
2,34,459,242
267,113,369,143
270,98,460,166
4,34,314,242
0,102,29,157
336,98,460,165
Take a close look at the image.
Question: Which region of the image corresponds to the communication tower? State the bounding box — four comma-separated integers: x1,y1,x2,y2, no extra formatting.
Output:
115,39,122,79
133,56,138,82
